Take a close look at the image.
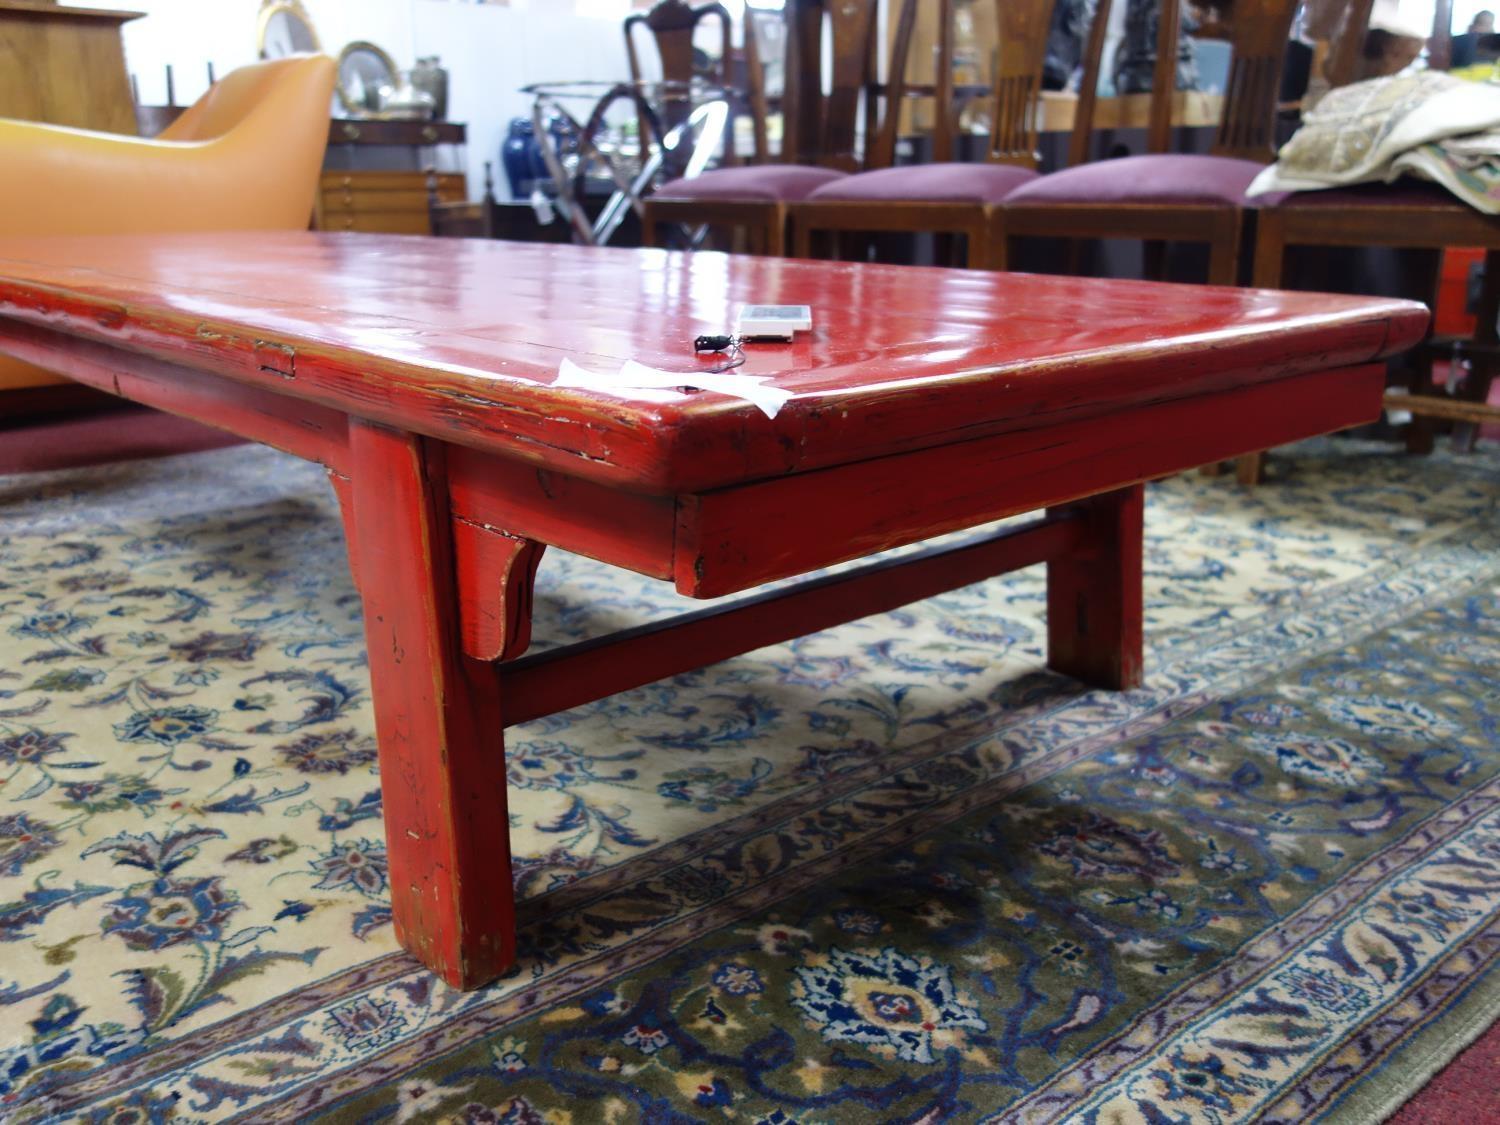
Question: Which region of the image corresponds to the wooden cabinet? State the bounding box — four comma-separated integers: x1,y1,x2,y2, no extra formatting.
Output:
315,119,469,235
315,171,467,235
0,0,143,134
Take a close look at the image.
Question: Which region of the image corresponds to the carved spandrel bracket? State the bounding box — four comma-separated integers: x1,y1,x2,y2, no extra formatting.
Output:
451,517,545,663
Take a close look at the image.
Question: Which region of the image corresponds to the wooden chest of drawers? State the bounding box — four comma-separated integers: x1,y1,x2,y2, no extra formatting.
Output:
314,171,468,235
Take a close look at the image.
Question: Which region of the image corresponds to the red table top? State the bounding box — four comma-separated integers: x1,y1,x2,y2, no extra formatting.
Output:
0,232,1428,493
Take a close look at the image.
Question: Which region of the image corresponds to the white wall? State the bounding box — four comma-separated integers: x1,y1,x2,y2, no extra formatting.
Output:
67,0,641,200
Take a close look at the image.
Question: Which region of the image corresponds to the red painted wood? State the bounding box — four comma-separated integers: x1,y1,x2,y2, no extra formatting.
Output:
675,364,1387,598
445,445,675,580
500,514,1087,726
0,232,1428,493
325,470,361,591
1047,485,1144,689
452,521,545,662
0,317,350,474
0,233,1433,990
347,421,514,990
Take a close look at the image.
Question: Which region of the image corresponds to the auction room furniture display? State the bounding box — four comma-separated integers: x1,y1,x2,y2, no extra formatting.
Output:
0,54,336,414
642,0,887,255
789,0,1073,269
0,232,1426,987
997,0,1299,285
0,0,142,134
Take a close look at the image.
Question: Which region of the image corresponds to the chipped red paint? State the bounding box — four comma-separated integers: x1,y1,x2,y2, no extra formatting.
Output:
0,232,1428,988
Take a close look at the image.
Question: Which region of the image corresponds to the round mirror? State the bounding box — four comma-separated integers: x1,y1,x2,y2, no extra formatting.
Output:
337,42,400,116
258,1,320,59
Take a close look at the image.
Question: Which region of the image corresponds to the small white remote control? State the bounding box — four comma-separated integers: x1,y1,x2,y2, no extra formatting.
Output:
738,304,813,340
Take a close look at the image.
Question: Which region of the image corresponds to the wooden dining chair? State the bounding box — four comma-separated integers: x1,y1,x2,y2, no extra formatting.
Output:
1229,0,1498,484
1304,0,1376,95
788,0,1064,269
625,0,744,167
1239,202,1499,478
641,0,892,256
994,0,1300,286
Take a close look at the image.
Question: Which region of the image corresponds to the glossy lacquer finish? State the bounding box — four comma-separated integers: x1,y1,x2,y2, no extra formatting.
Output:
0,232,1429,989
0,231,1426,493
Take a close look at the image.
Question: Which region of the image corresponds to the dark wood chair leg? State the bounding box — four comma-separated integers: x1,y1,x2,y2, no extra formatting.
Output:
1454,248,1500,451
988,211,1011,272
345,420,522,990
964,222,986,270
790,211,814,258
1046,483,1144,690
1233,209,1292,485
934,231,957,268
1250,208,1288,289
1405,351,1438,455
1206,210,1242,287
1143,239,1168,282
766,205,787,257
1062,239,1085,277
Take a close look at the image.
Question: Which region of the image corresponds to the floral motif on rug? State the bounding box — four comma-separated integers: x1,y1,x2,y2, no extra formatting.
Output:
0,440,1497,1123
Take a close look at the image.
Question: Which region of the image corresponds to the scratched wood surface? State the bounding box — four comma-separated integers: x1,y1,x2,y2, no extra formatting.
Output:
0,231,1427,494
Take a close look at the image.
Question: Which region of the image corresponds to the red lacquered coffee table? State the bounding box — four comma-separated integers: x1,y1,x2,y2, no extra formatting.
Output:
0,233,1427,988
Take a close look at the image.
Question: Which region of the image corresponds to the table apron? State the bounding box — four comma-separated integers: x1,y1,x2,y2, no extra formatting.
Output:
0,318,1383,618
0,316,353,475
673,362,1386,597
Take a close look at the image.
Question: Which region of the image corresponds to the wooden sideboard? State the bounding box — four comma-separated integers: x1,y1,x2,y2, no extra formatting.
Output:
316,170,467,234
0,0,143,134
315,118,468,235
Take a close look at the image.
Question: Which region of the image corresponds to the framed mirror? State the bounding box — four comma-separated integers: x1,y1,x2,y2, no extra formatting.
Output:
257,0,321,59
337,41,400,116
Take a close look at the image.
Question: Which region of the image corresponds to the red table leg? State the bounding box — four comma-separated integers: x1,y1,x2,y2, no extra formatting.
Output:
1046,483,1144,690
346,420,523,989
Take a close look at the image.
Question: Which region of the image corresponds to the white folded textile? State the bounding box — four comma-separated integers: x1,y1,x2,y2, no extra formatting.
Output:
1247,72,1500,213
553,357,793,419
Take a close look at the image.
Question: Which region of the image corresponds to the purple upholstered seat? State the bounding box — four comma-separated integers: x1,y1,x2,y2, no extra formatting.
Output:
1005,154,1268,207
652,165,848,203
804,162,1040,205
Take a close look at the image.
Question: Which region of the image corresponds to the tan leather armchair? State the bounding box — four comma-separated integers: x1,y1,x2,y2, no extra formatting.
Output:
0,54,337,398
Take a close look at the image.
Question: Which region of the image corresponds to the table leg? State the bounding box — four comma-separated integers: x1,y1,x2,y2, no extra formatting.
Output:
345,420,521,989
1046,484,1144,691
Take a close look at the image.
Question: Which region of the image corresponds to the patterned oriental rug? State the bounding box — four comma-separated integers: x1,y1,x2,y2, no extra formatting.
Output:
0,439,1497,1124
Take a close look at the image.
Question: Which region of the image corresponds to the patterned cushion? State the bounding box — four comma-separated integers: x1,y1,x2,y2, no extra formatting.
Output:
1245,72,1500,213
652,165,848,204
1005,154,1268,207
805,163,1040,205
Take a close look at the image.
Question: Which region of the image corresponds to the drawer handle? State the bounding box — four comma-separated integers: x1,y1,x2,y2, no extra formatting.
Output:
421,126,439,143
341,123,361,141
